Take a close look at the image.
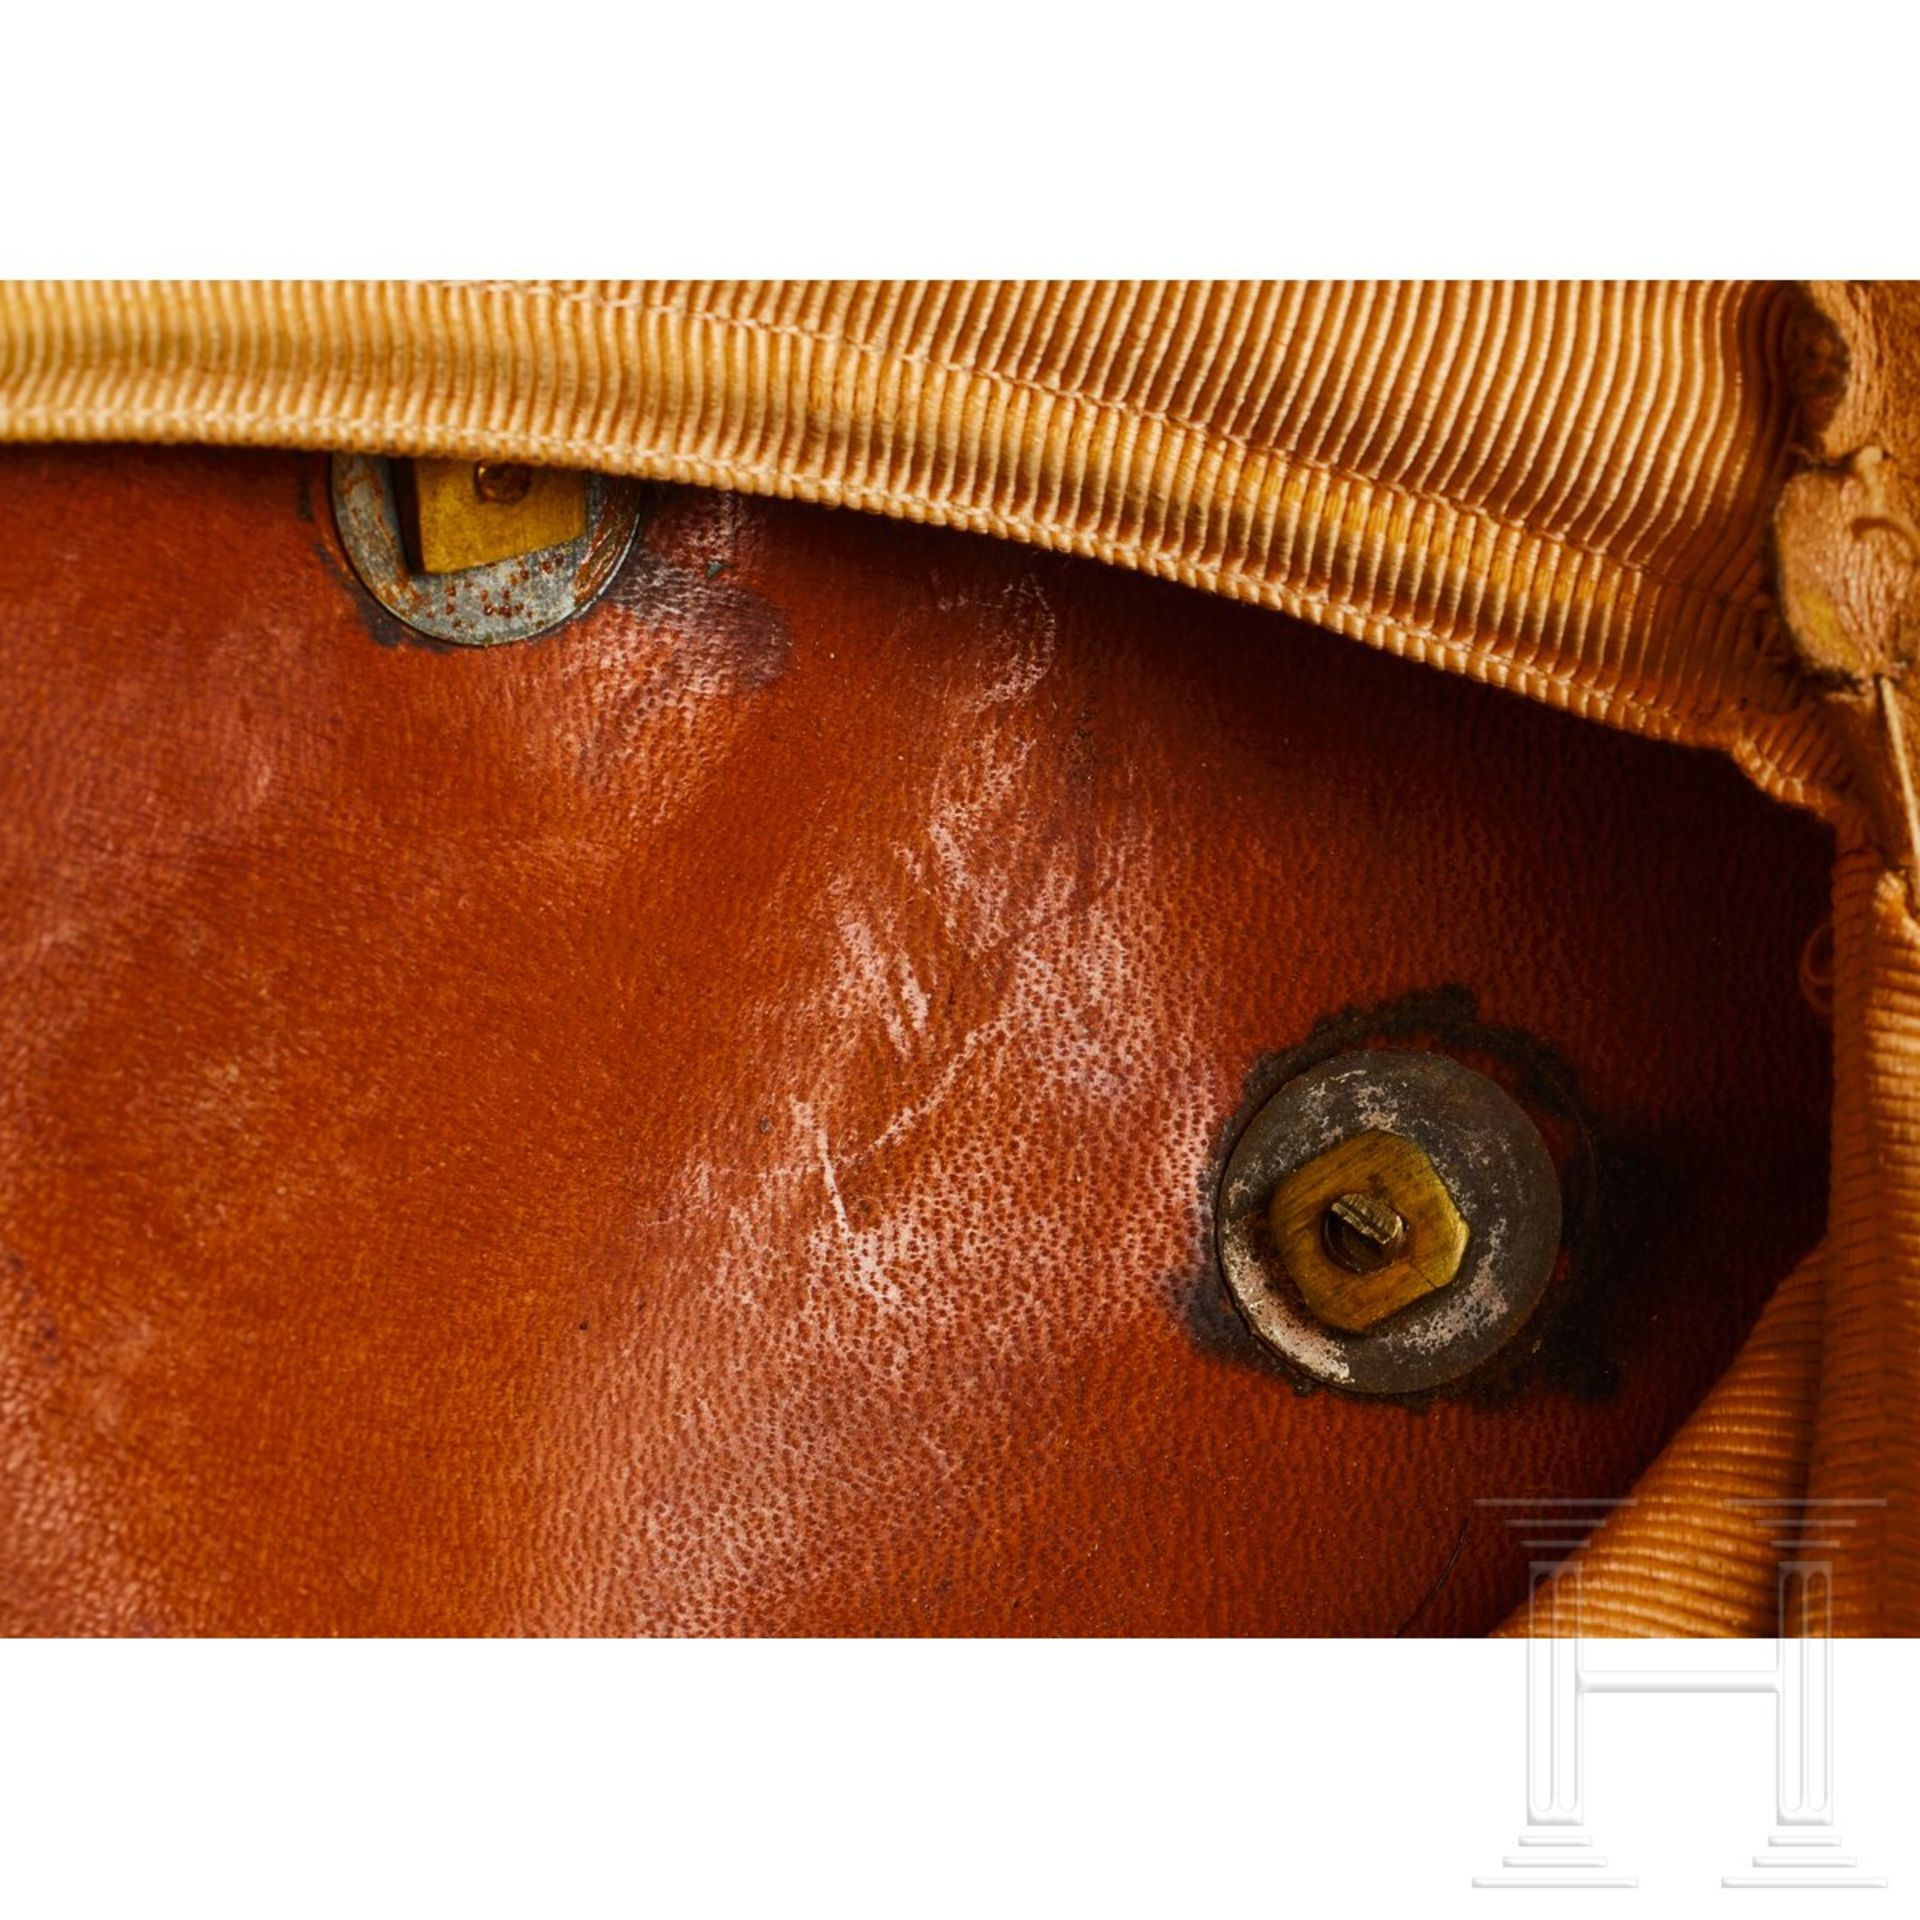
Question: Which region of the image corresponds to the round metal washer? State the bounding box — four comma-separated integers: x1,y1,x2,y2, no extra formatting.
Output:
1216,1049,1562,1394
329,453,642,646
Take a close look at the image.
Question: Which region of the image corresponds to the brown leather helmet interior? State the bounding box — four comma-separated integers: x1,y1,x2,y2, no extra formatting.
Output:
0,440,1832,1634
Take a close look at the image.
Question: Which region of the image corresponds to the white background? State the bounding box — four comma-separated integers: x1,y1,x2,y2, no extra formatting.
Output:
1,1639,1912,1916
3,1,1912,278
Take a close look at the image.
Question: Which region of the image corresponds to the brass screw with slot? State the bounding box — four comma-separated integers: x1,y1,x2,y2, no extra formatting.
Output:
1322,1189,1409,1273
1268,1130,1469,1333
393,457,587,575
472,462,533,506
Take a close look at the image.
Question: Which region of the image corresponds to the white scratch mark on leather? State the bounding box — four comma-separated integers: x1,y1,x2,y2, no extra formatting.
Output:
792,1096,902,1310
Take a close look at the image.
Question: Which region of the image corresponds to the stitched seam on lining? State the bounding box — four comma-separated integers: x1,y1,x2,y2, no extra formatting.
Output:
402,279,1785,619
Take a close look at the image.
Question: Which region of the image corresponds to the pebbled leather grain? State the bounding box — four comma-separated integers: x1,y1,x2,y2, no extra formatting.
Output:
0,446,1832,1634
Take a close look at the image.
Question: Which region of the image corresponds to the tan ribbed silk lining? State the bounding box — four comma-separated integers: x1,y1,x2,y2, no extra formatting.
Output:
0,280,1909,1633
1503,1248,1827,1635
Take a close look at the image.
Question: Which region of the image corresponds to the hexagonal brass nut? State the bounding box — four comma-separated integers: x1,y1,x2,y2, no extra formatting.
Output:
1267,1129,1469,1333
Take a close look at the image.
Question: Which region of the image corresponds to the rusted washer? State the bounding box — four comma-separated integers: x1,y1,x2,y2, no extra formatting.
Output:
1216,1049,1562,1394
330,453,642,646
